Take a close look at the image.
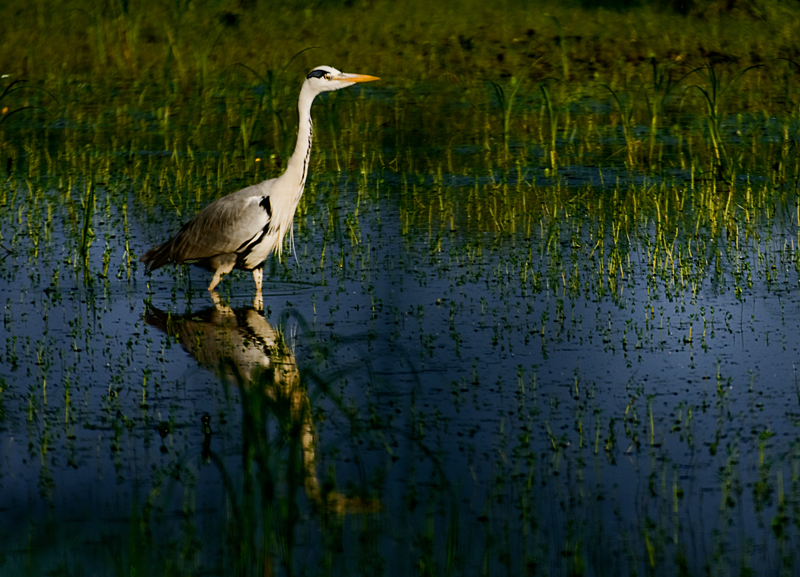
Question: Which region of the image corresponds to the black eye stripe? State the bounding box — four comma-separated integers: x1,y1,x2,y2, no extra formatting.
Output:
306,69,329,79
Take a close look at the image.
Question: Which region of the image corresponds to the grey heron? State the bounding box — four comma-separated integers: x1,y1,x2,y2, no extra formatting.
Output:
140,66,379,308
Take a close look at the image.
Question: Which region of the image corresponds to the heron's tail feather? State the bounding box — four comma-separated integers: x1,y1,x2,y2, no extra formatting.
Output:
140,241,175,271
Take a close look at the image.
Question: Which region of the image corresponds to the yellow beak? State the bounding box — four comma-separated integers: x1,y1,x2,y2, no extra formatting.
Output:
340,73,380,83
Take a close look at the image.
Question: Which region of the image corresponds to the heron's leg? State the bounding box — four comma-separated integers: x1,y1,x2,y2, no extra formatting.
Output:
209,289,224,311
207,257,236,291
253,267,263,311
208,271,224,292
253,267,263,292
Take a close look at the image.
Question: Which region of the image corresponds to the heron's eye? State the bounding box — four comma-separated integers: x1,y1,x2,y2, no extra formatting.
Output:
324,73,332,80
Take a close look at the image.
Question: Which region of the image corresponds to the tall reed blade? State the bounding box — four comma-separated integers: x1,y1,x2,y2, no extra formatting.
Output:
79,177,95,279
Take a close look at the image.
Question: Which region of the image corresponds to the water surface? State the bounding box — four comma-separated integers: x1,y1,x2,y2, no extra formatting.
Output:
1,95,800,575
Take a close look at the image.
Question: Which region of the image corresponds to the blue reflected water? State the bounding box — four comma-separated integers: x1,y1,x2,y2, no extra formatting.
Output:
1,170,800,575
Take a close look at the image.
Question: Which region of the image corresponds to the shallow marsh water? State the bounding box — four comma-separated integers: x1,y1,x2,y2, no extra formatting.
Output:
2,81,800,576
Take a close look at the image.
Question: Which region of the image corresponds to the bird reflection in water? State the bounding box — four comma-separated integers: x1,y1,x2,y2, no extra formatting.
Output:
144,301,377,515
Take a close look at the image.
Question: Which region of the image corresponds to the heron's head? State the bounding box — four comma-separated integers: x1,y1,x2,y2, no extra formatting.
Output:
305,66,380,94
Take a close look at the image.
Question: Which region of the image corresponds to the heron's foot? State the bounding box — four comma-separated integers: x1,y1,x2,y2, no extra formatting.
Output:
305,480,381,515
208,274,222,292
208,290,236,316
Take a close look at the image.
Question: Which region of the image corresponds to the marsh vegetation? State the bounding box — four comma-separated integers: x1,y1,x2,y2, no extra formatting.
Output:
2,0,800,575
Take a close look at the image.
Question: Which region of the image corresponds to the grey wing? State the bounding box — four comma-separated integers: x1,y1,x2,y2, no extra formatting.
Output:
146,181,275,268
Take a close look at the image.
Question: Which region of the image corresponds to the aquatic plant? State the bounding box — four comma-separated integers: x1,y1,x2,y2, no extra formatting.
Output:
490,76,521,163
0,77,55,130
643,58,689,168
686,60,763,182
539,82,561,171
601,82,641,167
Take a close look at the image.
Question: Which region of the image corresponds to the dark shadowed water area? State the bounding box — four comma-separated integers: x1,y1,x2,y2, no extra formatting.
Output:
2,95,800,576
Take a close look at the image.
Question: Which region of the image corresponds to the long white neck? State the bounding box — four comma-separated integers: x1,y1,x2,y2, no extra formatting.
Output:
274,82,316,204
265,82,317,257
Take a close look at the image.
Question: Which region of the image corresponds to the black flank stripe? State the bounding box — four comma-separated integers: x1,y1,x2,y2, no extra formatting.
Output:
237,224,272,259
260,196,272,217
236,230,263,252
